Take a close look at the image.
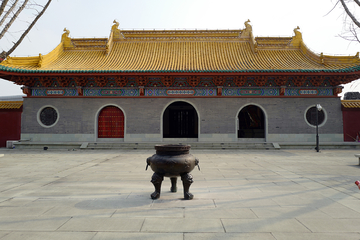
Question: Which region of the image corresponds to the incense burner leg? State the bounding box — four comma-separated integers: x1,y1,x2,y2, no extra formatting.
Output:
150,172,164,199
170,177,177,192
181,173,194,200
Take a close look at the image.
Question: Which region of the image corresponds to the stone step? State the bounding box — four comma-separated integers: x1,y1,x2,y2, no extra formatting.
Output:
86,142,276,150
12,141,360,150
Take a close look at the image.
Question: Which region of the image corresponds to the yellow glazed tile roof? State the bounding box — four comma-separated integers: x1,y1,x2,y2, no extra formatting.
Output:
0,101,23,109
342,100,360,108
1,21,360,73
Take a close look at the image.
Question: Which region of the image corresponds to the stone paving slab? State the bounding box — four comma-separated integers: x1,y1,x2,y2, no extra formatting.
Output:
272,233,360,240
298,218,360,232
92,232,183,240
221,218,311,233
0,216,70,231
42,206,116,218
184,233,277,240
184,207,258,219
58,217,144,232
0,206,53,217
0,149,360,239
141,218,224,232
0,233,8,240
112,207,184,218
0,232,96,240
251,206,330,219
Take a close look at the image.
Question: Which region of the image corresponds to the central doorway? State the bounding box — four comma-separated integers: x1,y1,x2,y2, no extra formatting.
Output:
163,101,198,138
238,105,265,139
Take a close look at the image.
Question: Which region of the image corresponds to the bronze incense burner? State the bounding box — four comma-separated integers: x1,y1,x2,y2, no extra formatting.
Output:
146,144,199,200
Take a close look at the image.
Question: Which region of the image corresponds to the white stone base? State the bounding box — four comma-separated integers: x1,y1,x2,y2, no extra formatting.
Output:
125,134,162,142
97,138,124,142
267,134,343,143
21,133,95,142
20,133,344,143
199,134,236,142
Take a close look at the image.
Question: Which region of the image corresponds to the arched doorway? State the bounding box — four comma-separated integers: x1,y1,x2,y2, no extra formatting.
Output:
98,106,124,138
238,105,265,139
163,101,198,138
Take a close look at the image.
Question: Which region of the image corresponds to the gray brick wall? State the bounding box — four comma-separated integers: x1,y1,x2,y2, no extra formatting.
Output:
21,97,343,136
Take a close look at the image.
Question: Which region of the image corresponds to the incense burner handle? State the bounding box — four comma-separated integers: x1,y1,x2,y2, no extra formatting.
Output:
195,158,200,171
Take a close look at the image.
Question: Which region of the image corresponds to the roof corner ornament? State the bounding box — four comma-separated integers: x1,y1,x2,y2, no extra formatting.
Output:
240,19,257,53
21,86,31,97
111,20,124,40
107,20,124,55
240,19,252,37
351,52,360,63
61,28,74,48
290,26,303,47
113,19,119,27
320,52,324,64
245,19,252,29
38,53,43,67
293,26,302,39
2,55,11,64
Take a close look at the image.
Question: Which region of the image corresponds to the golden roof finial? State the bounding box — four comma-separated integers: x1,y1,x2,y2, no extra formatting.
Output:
38,53,43,67
245,20,252,30
112,20,119,31
111,20,124,39
240,19,253,38
293,26,302,38
61,28,69,41
320,52,324,64
61,28,73,48
290,26,303,47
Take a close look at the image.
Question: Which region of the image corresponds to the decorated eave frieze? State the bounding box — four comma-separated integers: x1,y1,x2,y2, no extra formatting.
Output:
11,73,359,88
13,73,354,98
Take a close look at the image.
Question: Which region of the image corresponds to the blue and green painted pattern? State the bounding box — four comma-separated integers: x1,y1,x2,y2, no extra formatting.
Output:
32,89,78,96
84,88,139,97
30,87,334,97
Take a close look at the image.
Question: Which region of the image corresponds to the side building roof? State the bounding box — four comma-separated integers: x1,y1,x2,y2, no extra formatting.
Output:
342,100,360,108
0,101,23,109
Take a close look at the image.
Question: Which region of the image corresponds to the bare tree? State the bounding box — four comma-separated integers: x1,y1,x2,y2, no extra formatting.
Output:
0,0,52,61
334,0,360,42
330,0,360,92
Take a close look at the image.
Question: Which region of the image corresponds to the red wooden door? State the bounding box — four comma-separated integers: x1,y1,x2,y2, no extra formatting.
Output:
98,106,124,138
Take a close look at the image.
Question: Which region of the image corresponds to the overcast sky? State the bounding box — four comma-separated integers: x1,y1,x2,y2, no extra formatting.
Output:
1,0,359,97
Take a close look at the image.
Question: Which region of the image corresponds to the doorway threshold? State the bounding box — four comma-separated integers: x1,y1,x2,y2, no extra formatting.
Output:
163,138,198,143
238,138,265,143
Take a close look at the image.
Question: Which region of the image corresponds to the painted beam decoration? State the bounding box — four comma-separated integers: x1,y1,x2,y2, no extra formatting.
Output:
22,75,335,97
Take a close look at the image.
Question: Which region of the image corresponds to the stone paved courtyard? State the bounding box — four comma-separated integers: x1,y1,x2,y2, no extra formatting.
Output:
0,148,360,239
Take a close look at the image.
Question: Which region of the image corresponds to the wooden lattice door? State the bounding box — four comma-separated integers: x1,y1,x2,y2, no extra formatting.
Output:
169,109,197,138
163,101,198,138
98,106,124,138
238,105,265,138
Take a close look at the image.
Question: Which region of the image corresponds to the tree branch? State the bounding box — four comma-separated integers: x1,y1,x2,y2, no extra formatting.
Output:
0,0,20,27
4,0,52,58
349,23,360,42
338,22,360,43
324,0,340,16
340,0,360,28
0,0,29,40
0,0,9,17
354,0,360,7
